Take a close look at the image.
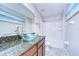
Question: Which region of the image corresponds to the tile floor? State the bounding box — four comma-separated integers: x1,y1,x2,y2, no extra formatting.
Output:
45,46,69,56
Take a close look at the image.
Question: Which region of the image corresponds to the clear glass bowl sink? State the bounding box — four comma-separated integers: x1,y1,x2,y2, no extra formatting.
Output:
22,33,37,42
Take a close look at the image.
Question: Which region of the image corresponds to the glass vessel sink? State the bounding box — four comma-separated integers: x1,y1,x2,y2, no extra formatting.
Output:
22,33,38,42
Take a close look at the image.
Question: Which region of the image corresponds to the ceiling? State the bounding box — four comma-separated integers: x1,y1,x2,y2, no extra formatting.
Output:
0,3,70,22
32,3,70,21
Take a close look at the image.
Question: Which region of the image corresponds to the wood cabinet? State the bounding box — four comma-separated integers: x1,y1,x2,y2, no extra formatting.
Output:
33,52,38,56
38,46,43,56
22,37,45,56
22,45,37,56
37,38,45,56
42,42,45,55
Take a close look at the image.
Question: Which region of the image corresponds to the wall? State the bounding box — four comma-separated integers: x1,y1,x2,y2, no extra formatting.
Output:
65,13,79,55
43,18,63,48
64,4,79,55
23,4,43,35
32,16,43,35
23,18,33,34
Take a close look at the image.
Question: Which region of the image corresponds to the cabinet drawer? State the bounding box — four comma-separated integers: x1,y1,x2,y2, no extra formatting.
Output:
22,45,37,56
38,39,45,48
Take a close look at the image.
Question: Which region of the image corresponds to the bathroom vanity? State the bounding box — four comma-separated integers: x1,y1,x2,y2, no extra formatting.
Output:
0,36,45,56
21,36,45,56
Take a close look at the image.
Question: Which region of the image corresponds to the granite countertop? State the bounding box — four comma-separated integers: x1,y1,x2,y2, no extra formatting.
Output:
0,36,45,56
0,40,21,51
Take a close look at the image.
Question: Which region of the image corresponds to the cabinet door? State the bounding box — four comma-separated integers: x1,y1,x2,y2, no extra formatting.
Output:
38,39,45,48
33,52,37,56
38,46,43,56
38,43,45,56
38,38,45,56
22,45,37,56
